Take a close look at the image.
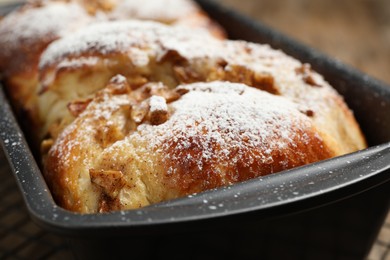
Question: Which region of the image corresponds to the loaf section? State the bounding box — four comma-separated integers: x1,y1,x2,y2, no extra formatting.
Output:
44,79,336,213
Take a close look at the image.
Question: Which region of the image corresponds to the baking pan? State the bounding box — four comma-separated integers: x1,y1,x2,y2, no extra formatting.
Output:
1,0,390,259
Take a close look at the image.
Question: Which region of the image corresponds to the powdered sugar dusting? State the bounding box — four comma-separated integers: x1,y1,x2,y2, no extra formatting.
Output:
0,2,91,53
92,94,130,121
110,74,128,85
110,0,198,22
39,20,215,69
149,95,168,113
38,20,288,72
136,82,312,173
57,56,100,70
49,91,130,168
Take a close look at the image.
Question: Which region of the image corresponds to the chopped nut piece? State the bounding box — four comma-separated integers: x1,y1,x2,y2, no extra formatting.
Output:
306,110,315,117
127,75,148,89
148,83,181,103
300,109,315,117
148,95,169,125
173,65,202,83
107,74,131,95
67,99,92,117
253,72,278,95
295,64,322,87
224,64,252,85
95,122,126,148
157,49,185,63
175,87,190,96
131,100,149,123
89,169,125,199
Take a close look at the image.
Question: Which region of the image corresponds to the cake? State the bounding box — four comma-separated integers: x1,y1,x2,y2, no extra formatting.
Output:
0,0,366,213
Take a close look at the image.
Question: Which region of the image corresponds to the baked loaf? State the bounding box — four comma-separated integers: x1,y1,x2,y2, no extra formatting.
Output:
39,20,366,213
38,20,365,155
45,79,336,213
0,0,224,143
1,2,367,213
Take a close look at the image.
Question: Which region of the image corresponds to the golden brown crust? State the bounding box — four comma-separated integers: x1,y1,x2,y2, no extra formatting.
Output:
38,21,366,156
44,80,336,213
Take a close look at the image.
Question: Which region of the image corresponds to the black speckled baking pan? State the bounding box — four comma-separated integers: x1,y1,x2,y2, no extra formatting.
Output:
1,0,390,259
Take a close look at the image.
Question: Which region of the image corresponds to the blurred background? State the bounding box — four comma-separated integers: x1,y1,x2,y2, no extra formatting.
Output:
215,0,390,85
0,0,389,259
